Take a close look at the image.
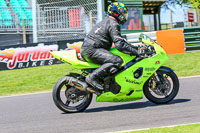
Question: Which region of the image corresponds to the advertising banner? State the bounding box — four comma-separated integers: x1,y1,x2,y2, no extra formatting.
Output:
0,39,84,71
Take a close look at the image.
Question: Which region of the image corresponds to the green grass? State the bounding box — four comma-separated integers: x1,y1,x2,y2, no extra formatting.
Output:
0,51,199,96
127,123,200,133
165,51,200,77
0,64,80,96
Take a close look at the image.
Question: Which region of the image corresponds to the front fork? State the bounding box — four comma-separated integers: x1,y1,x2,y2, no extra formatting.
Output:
153,72,168,97
150,73,161,91
154,72,161,83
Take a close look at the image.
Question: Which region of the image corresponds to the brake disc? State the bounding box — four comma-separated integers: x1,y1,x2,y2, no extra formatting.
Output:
65,87,86,104
65,88,78,103
154,76,171,96
149,75,172,96
162,76,171,94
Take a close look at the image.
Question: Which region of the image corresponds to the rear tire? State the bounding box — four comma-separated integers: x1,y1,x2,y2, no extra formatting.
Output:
53,76,93,113
144,70,179,104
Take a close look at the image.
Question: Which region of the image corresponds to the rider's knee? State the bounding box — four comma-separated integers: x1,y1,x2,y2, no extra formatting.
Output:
113,57,123,68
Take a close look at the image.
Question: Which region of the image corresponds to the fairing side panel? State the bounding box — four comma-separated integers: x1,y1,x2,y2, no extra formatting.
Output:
50,48,134,69
109,48,135,65
96,43,168,102
49,50,100,69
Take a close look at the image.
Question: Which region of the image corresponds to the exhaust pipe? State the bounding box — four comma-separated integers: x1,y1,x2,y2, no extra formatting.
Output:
66,76,101,96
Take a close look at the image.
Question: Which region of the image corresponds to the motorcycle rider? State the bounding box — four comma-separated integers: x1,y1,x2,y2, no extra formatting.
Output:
81,2,141,91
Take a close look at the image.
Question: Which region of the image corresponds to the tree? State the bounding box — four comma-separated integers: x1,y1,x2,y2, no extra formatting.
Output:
188,0,200,9
163,0,184,8
163,0,199,9
163,0,200,25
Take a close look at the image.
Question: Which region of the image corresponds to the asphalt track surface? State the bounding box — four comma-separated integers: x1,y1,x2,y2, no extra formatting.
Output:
0,76,200,133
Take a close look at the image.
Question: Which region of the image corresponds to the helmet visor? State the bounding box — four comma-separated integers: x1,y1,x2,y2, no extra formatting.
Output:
124,12,128,20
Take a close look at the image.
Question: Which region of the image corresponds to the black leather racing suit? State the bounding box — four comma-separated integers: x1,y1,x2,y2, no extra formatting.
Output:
81,16,138,90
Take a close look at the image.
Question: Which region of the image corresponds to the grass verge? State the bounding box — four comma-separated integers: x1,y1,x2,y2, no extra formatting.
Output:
0,51,200,96
0,64,79,96
126,123,200,133
166,51,200,77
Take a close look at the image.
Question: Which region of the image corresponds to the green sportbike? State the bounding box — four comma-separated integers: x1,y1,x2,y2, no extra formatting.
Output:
50,34,179,113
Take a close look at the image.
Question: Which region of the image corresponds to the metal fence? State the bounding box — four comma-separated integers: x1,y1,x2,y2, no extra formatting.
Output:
36,0,99,42
0,7,32,32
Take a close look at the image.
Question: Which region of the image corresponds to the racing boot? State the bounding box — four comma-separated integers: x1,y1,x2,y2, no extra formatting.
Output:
86,63,117,91
86,75,103,91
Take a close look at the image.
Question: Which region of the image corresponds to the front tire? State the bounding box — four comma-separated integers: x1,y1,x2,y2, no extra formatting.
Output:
53,76,93,113
144,70,179,104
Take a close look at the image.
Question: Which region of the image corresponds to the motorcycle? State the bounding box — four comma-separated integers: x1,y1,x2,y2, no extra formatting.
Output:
50,33,179,113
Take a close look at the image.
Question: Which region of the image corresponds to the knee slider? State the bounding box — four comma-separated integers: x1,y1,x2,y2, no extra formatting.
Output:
102,63,118,74
109,67,118,74
113,57,123,68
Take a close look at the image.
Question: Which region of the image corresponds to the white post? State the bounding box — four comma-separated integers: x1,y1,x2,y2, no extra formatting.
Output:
32,0,38,43
97,0,104,22
170,9,173,28
148,15,151,31
197,9,200,26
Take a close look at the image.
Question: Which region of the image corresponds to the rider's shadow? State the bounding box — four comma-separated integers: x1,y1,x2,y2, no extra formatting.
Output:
84,99,191,113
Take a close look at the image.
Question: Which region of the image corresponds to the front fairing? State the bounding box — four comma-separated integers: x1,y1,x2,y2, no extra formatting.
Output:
96,36,169,102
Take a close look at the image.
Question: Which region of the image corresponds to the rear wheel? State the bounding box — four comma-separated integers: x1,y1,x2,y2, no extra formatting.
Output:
53,76,93,113
144,70,179,104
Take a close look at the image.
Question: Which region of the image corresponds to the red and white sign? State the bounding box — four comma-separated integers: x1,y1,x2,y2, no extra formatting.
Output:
188,12,194,22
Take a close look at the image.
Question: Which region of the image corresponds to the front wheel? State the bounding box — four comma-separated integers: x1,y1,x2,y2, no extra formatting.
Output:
144,69,179,104
53,76,93,113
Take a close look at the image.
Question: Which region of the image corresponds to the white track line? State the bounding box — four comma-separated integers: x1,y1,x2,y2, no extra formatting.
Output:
0,75,200,99
107,122,200,133
179,75,200,79
0,91,52,99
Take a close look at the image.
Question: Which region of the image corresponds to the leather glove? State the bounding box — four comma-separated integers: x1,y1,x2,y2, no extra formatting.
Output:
137,45,147,56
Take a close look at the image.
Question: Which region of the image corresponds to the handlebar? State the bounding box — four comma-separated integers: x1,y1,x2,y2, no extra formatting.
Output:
137,44,156,58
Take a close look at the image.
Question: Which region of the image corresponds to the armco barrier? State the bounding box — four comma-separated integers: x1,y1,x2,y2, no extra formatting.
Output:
183,26,200,49
126,32,157,45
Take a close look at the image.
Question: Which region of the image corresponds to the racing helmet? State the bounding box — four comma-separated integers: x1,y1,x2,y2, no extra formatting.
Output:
108,2,128,25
